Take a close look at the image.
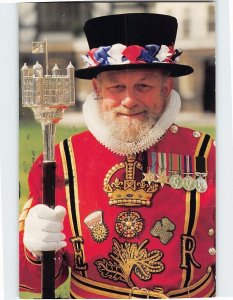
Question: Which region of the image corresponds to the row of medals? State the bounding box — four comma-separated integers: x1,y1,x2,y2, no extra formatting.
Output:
167,172,208,193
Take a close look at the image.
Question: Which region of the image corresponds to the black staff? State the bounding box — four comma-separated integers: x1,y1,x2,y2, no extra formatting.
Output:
21,40,75,298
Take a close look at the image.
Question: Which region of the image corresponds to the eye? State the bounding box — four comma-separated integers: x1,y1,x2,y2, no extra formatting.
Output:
108,85,126,92
135,83,153,92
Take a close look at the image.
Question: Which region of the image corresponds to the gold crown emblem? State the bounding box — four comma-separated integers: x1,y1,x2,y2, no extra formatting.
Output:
103,155,159,207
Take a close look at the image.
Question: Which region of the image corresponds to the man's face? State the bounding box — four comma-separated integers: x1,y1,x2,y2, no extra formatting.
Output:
92,69,173,142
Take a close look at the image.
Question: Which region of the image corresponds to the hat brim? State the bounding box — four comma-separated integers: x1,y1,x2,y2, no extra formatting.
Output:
75,62,194,79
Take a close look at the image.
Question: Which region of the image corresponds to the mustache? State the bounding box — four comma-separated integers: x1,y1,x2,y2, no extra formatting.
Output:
105,106,147,115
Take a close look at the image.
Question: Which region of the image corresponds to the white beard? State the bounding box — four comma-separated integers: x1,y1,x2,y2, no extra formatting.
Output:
99,106,161,143
83,89,181,156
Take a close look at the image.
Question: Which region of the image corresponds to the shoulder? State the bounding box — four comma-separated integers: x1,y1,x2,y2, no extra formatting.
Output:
56,130,106,157
170,124,213,140
173,125,215,150
156,124,215,157
58,130,97,148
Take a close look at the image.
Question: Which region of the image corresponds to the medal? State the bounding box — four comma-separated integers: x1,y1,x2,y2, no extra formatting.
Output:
142,168,157,185
157,170,169,187
195,156,208,193
157,153,169,187
196,176,208,193
183,155,196,191
168,153,183,189
183,175,196,191
169,173,183,189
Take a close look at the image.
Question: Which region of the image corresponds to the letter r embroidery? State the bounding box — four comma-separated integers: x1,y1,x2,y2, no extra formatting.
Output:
180,234,201,269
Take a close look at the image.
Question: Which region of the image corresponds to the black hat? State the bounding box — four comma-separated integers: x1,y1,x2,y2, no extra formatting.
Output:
75,13,194,79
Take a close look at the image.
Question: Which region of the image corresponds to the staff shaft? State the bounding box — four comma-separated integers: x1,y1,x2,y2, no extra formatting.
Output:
42,161,56,299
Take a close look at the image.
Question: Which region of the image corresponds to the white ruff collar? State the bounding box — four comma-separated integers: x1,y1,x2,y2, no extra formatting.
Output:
83,89,181,156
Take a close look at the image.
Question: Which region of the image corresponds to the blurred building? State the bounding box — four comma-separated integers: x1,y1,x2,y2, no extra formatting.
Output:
19,2,215,115
154,2,215,112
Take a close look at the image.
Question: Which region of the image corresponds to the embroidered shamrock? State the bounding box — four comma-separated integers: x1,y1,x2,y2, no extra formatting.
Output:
151,217,176,245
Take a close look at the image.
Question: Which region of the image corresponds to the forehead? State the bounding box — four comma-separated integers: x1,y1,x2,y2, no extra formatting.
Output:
98,69,164,82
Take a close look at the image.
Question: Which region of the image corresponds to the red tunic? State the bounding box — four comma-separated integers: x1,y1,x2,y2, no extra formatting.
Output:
19,125,216,298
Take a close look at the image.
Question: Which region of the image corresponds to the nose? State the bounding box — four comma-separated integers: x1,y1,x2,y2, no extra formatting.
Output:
121,88,138,109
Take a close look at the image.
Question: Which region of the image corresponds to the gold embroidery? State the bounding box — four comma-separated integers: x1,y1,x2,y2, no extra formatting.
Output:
151,217,176,245
180,234,201,269
70,236,88,272
91,223,108,243
115,210,144,238
95,239,164,287
84,210,109,243
104,155,159,207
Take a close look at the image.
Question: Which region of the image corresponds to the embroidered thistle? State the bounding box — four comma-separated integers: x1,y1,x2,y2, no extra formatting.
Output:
84,211,109,243
95,239,164,287
91,223,109,243
151,217,176,245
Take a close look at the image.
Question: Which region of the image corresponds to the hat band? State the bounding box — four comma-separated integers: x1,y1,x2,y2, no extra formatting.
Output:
81,43,183,68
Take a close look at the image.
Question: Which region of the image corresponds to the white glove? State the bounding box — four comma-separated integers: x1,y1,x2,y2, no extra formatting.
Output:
23,204,67,257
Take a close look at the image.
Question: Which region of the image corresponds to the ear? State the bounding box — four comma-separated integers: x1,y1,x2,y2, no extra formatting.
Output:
92,78,98,92
92,77,102,95
162,77,173,97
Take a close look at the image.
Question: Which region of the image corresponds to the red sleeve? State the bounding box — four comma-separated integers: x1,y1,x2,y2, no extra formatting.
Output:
19,153,69,293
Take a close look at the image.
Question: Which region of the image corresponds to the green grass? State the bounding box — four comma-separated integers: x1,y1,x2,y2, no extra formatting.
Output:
20,273,71,299
19,121,87,211
19,120,215,299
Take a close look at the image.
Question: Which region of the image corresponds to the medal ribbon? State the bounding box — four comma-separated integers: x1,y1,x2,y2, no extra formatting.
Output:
194,133,212,176
147,151,157,173
142,151,148,173
158,152,167,174
195,156,206,176
170,153,182,174
151,152,156,174
184,155,193,175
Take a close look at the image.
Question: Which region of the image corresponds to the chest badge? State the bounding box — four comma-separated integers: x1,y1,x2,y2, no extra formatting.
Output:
84,210,109,243
115,210,144,238
95,238,164,288
151,217,176,245
103,154,159,207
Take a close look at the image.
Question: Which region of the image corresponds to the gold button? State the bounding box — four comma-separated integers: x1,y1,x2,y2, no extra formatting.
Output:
193,131,201,138
208,228,215,236
207,266,212,273
208,247,216,256
170,125,178,133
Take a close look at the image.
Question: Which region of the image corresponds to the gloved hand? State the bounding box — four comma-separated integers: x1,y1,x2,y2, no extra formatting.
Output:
23,204,67,257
